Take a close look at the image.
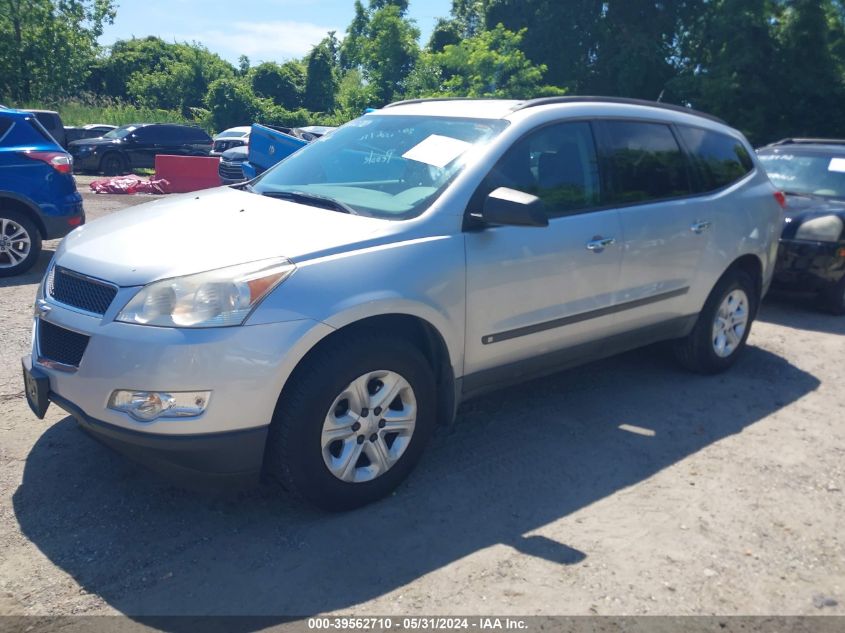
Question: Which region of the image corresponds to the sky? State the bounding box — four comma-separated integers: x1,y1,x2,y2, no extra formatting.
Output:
98,0,453,64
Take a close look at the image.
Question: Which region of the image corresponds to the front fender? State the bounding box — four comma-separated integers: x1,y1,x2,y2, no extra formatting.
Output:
248,233,467,376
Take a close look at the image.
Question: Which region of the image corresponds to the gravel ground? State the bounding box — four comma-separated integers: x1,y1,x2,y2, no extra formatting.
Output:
0,178,843,621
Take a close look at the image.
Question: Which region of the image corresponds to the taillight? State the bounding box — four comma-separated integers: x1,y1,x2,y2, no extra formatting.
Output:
23,151,73,174
774,191,787,209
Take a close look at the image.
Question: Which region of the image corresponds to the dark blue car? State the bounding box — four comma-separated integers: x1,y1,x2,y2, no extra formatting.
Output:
0,108,84,276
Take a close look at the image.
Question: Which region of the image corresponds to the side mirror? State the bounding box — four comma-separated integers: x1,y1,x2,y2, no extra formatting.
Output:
480,187,548,227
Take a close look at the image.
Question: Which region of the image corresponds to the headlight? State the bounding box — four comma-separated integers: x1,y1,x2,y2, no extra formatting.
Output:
795,215,844,242
116,257,295,327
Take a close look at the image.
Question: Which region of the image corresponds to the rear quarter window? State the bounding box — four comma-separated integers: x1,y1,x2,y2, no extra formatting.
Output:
0,118,13,143
677,126,754,192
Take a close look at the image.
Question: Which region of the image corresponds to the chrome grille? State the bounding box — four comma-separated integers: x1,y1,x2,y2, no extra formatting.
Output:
47,266,117,316
219,160,246,182
38,320,89,368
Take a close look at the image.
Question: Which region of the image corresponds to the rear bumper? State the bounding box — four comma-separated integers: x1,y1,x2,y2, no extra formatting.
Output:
772,239,845,292
51,389,268,487
40,196,84,239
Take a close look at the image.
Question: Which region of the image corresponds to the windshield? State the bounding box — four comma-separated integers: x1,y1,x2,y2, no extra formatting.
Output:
758,151,845,199
251,114,508,219
103,125,138,139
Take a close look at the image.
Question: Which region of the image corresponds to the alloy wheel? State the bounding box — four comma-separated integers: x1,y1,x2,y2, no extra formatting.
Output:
0,217,32,269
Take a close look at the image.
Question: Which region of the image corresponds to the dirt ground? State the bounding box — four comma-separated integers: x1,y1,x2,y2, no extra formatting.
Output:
0,177,843,622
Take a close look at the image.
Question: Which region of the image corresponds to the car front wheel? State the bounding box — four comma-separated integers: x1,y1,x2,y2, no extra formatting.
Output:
0,211,42,277
264,332,436,511
674,269,756,374
100,153,125,176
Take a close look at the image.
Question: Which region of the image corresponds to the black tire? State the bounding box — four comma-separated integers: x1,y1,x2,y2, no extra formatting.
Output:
820,276,845,315
264,332,437,511
674,269,757,374
100,153,126,176
0,209,42,277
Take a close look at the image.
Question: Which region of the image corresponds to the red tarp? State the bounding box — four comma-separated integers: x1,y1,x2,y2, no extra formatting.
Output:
89,176,171,195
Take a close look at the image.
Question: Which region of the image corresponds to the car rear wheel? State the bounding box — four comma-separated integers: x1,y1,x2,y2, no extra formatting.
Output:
0,210,41,277
100,153,125,176
264,332,436,511
674,269,756,374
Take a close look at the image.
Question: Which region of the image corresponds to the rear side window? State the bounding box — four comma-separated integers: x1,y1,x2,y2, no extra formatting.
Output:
136,126,167,143
677,126,754,192
599,120,691,204
26,117,56,144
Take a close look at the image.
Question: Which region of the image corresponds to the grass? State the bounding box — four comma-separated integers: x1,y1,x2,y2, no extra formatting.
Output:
10,98,208,130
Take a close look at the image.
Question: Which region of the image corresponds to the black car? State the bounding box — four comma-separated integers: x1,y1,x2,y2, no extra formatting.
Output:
758,138,845,313
218,145,249,184
68,123,213,175
64,124,117,146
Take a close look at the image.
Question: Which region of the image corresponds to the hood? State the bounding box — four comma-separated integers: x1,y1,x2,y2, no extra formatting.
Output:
221,145,249,161
68,137,122,149
56,186,392,286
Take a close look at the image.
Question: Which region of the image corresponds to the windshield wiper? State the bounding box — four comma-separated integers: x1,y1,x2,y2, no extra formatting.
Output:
258,190,357,215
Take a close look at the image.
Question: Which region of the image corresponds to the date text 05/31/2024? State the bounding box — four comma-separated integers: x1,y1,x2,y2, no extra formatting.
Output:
307,618,529,630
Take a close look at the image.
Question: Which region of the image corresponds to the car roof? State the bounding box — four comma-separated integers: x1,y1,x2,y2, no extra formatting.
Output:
381,96,726,126
0,107,40,119
216,126,251,134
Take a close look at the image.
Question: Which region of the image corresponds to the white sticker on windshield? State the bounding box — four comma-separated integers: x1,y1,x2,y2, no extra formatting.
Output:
828,158,845,173
402,134,472,168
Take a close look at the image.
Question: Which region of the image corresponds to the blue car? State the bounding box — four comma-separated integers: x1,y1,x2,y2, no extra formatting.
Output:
0,108,84,276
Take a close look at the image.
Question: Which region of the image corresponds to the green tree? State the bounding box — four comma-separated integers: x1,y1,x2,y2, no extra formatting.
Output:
0,0,116,101
588,1,692,99
205,77,260,130
432,24,550,98
483,0,601,90
304,36,339,112
359,4,420,103
428,17,462,52
775,0,845,137
124,42,234,113
251,61,306,109
671,0,781,143
90,37,234,113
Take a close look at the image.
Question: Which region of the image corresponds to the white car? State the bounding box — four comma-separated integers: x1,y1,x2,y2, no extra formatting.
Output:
211,126,251,156
23,97,783,510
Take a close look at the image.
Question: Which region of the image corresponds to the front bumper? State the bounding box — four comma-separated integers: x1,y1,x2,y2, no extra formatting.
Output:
25,304,333,482
772,239,845,292
32,365,268,486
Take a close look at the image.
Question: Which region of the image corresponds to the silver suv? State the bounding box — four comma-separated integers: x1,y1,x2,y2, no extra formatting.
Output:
23,97,783,510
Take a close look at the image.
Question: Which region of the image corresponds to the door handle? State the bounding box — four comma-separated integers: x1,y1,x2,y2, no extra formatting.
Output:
690,220,712,234
586,236,615,253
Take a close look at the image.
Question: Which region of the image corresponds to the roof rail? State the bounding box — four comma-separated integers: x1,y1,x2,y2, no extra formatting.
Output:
383,97,499,109
762,138,845,148
382,95,727,125
511,96,727,125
